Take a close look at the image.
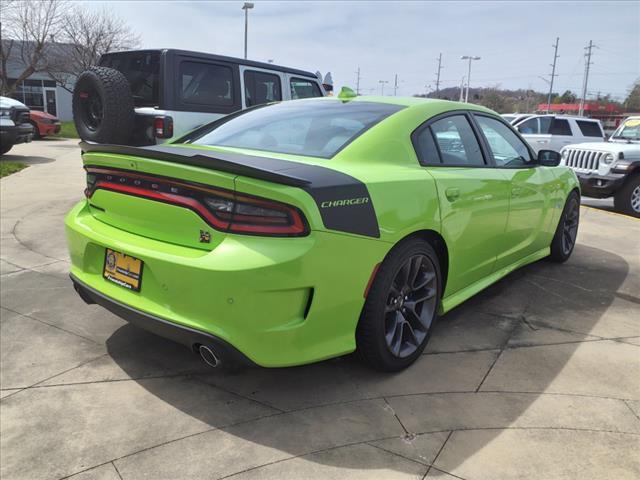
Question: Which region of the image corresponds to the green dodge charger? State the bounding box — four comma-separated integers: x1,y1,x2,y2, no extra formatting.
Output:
66,94,580,371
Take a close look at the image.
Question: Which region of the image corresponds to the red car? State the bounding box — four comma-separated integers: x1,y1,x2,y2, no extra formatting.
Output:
29,110,61,138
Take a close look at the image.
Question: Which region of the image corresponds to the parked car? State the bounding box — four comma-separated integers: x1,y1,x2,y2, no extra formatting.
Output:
514,114,605,153
561,115,640,217
0,96,33,155
72,49,325,146
29,110,61,138
501,113,533,125
66,94,579,372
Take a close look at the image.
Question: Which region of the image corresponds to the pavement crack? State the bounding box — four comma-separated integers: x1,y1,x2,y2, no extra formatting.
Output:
423,430,453,478
190,375,286,414
0,306,101,345
383,397,410,435
623,400,640,422
111,462,124,480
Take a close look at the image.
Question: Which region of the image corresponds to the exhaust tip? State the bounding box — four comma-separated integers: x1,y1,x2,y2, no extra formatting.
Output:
198,345,220,368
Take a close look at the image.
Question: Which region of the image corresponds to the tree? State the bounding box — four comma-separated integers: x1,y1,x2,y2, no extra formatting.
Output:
0,0,69,95
623,80,640,111
553,90,578,104
0,0,139,95
46,6,140,92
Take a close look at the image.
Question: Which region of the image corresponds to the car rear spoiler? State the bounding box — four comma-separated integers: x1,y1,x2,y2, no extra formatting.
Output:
79,141,380,238
79,141,311,188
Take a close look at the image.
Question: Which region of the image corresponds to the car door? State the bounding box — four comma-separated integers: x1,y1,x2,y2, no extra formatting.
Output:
516,117,548,154
472,113,557,269
413,112,511,297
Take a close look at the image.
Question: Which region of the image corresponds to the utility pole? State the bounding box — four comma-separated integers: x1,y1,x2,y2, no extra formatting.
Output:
393,74,399,96
579,40,596,116
546,37,560,113
434,53,443,98
355,67,361,95
459,76,465,102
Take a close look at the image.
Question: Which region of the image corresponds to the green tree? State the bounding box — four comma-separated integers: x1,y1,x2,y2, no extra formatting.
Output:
624,81,640,111
553,90,578,104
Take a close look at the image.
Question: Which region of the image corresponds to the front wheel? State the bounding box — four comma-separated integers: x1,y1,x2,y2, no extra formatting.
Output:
357,238,441,372
549,191,580,263
613,175,640,218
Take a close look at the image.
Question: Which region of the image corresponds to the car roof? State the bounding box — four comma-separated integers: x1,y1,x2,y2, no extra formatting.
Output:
300,95,496,115
100,48,319,79
524,114,600,121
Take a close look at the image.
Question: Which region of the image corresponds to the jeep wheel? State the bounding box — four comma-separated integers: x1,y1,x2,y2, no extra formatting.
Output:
1,144,12,155
613,174,640,218
357,238,441,372
73,67,134,144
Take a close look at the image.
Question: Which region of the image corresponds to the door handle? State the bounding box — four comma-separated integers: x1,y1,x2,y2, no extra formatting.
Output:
512,187,523,197
445,187,460,202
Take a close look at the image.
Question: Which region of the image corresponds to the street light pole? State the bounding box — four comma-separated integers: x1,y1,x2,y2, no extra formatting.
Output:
378,80,389,96
461,55,481,103
242,2,254,60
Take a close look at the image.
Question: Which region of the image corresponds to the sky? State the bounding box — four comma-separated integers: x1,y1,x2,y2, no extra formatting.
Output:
83,0,639,101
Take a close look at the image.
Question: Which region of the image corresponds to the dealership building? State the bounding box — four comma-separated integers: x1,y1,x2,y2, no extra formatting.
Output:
2,40,74,121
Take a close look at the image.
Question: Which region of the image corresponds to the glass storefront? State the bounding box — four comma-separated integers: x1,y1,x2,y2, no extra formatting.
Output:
9,79,58,115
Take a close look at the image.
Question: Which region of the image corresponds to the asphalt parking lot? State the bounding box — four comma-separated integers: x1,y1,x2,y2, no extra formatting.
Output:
1,139,639,480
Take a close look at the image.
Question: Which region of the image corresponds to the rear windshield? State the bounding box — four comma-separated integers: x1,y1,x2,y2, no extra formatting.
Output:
100,52,160,107
188,100,404,158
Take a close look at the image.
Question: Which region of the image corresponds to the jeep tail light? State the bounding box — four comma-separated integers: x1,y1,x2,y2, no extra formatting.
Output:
153,116,173,139
84,167,308,237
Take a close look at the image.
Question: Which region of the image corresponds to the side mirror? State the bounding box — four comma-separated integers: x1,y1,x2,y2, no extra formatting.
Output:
538,149,561,166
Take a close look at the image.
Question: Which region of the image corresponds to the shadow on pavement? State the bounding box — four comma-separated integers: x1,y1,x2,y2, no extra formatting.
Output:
0,154,55,165
105,244,629,475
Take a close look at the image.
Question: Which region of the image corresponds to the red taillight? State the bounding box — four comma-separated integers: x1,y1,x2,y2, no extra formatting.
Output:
85,168,308,237
153,116,173,139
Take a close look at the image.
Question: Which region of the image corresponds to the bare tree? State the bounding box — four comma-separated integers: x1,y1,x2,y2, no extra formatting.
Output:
0,0,69,95
46,6,140,92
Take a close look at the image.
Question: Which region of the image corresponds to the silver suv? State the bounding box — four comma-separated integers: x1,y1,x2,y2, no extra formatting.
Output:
72,49,325,146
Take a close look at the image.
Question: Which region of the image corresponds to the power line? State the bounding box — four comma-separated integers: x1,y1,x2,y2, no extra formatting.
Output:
579,40,597,115
546,37,560,113
434,53,443,98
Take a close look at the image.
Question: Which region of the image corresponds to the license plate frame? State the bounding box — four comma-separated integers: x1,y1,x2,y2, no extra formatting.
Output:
103,248,144,292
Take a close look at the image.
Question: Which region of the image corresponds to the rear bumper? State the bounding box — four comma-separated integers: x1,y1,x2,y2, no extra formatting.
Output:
71,274,255,367
575,171,626,198
65,200,387,367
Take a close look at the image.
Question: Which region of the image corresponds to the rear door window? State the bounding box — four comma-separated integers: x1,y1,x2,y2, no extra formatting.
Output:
429,115,485,166
517,117,539,134
576,120,603,137
180,61,234,106
549,118,572,136
290,78,322,99
244,70,282,107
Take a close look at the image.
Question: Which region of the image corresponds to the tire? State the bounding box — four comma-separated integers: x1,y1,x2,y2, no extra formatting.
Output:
613,174,640,218
356,238,441,372
549,191,580,263
1,144,12,155
72,66,134,144
29,121,41,139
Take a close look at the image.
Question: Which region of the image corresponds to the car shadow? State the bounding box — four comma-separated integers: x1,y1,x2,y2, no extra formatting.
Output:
105,243,629,475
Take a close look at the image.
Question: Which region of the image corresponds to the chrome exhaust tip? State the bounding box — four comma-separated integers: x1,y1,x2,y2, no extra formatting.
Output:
198,345,220,368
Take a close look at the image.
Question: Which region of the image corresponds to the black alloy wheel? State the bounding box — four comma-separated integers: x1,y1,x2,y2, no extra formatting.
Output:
384,254,438,358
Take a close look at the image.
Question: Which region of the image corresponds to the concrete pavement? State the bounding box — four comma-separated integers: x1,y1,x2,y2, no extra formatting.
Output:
1,139,639,479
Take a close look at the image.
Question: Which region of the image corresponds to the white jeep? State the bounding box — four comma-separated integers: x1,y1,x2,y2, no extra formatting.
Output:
72,49,325,146
560,116,640,217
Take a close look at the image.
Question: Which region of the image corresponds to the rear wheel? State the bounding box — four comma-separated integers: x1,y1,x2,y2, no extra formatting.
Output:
357,238,441,372
1,144,12,155
549,191,580,262
613,174,640,218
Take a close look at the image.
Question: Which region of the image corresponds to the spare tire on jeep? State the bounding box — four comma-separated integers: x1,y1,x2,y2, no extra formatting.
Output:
73,67,135,144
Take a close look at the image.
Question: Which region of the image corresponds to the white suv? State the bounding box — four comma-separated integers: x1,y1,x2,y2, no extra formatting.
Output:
72,49,325,146
560,116,640,217
514,115,604,154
